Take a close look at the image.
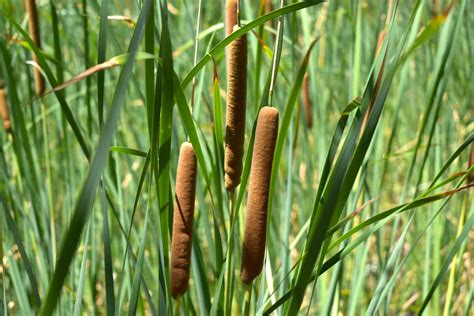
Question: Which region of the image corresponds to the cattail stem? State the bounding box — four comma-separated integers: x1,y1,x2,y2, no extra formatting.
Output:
174,297,181,315
241,106,279,284
0,81,11,132
302,73,313,129
224,29,247,191
468,144,474,184
243,283,252,316
170,142,197,299
225,0,238,37
24,0,45,95
224,192,236,315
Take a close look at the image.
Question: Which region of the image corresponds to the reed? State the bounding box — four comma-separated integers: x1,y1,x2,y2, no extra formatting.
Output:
24,0,45,95
241,106,279,284
0,81,11,132
170,142,198,299
302,73,312,129
224,30,247,191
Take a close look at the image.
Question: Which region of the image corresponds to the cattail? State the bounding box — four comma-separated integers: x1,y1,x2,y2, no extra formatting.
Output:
226,0,238,37
0,81,11,132
170,142,198,299
224,30,247,191
468,144,474,184
24,0,45,95
241,106,279,284
302,73,313,129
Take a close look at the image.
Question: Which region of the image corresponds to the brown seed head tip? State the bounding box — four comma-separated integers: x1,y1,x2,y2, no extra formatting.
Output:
170,141,197,299
241,106,279,284
224,32,248,191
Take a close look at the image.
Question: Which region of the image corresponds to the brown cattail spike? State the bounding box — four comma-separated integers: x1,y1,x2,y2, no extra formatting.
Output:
226,0,238,37
24,0,45,95
224,30,247,191
0,81,11,132
468,144,474,184
171,142,198,299
302,73,313,129
241,106,279,284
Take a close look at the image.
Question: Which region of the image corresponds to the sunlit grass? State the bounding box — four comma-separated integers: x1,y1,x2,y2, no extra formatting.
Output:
0,0,472,315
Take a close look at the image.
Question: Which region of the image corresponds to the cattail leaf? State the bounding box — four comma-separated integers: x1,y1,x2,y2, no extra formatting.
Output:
157,4,174,295
427,133,474,190
191,234,212,314
110,146,148,157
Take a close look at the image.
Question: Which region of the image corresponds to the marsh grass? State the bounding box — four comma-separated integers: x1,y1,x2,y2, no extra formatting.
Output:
0,0,472,315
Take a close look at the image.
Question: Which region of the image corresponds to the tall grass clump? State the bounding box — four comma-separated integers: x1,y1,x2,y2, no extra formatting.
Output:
224,28,247,191
170,142,198,299
1,1,473,315
241,106,279,284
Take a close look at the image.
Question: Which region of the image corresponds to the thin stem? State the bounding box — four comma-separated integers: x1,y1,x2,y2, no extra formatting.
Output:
174,296,181,315
190,0,202,115
244,282,252,316
237,0,241,27
224,191,236,316
268,0,285,107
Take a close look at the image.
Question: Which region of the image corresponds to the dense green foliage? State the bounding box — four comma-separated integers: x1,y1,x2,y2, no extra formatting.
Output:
0,0,472,315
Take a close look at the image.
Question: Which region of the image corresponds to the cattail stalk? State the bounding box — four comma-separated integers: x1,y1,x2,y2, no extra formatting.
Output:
241,106,279,284
24,0,45,95
468,144,474,184
224,30,247,191
0,81,11,132
226,0,238,37
265,0,273,28
302,73,313,129
170,142,197,299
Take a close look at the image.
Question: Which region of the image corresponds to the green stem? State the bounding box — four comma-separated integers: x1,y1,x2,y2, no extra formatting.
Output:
224,191,235,316
244,283,252,316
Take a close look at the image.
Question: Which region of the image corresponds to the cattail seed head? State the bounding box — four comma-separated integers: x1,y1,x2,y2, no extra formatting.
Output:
302,73,313,129
224,32,247,191
171,142,197,299
24,0,45,95
241,106,279,284
0,81,11,132
226,0,238,37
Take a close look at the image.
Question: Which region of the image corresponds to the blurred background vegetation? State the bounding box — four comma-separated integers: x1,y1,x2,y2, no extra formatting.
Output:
0,0,472,315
